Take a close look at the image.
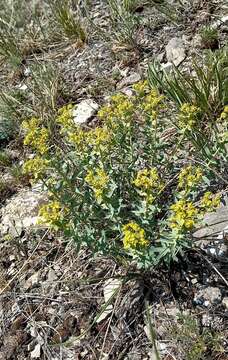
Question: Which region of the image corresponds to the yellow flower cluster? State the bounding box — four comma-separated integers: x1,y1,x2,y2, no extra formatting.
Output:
68,128,87,149
132,80,149,96
178,165,202,193
85,167,109,202
22,117,49,154
87,127,111,153
68,126,112,154
133,168,163,203
122,222,149,250
38,200,62,226
23,156,49,181
142,89,164,118
220,105,228,120
200,191,221,212
56,104,74,131
98,94,134,124
169,199,198,230
179,103,200,130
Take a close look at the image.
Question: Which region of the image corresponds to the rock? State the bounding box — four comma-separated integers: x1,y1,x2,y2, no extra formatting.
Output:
165,37,186,66
149,342,168,359
31,343,41,359
211,15,228,29
47,269,58,282
96,278,121,323
16,83,28,91
161,62,173,73
103,278,122,303
201,314,224,329
194,287,222,306
72,99,99,125
0,188,47,238
116,72,141,89
194,200,228,260
24,271,40,290
222,297,228,309
120,87,134,97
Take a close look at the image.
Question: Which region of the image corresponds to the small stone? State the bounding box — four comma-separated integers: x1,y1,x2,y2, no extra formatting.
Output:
165,37,186,66
103,278,121,303
202,313,211,327
194,287,222,306
72,99,99,125
24,272,40,290
211,15,228,29
116,72,141,89
16,83,28,91
222,297,228,309
47,269,58,282
120,87,134,97
31,343,41,358
96,278,121,323
161,62,173,73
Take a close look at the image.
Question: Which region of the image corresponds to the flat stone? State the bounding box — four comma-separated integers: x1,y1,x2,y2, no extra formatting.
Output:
194,199,228,238
72,99,99,125
0,188,47,238
165,37,186,66
116,72,141,89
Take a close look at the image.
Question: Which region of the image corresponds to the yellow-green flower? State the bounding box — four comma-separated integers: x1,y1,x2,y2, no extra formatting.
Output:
179,103,200,130
22,117,49,154
220,105,228,120
87,127,112,153
23,156,49,181
38,200,63,226
133,168,163,203
85,167,109,202
132,80,149,96
68,128,87,150
178,165,202,193
142,89,164,120
97,104,114,121
56,104,74,131
100,94,135,124
200,191,221,212
122,222,149,250
169,199,198,231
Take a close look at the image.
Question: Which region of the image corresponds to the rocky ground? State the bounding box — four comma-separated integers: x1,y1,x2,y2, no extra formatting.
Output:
0,0,228,359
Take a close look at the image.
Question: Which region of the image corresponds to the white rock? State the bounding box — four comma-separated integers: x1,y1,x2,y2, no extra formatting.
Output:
72,99,99,125
222,297,228,309
16,83,28,91
165,37,186,66
103,278,121,303
211,15,228,29
96,278,121,323
0,188,47,237
161,62,173,73
31,343,41,359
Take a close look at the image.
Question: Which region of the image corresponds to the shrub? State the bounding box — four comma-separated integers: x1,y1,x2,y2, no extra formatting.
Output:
21,81,225,269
